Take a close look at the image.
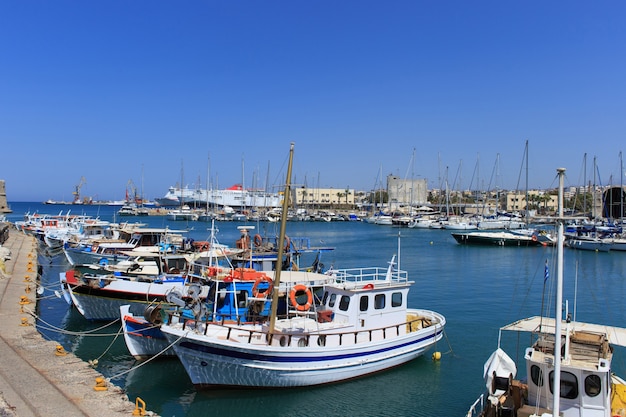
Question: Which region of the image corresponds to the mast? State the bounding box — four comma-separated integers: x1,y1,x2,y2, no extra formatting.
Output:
553,167,566,416
619,151,624,225
269,142,295,333
524,140,529,224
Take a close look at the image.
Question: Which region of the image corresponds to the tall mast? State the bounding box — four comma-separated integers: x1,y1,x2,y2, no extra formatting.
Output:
619,151,624,225
269,142,295,333
552,167,566,416
524,140,529,224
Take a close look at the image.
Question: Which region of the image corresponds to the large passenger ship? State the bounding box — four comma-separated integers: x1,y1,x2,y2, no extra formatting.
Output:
154,184,282,209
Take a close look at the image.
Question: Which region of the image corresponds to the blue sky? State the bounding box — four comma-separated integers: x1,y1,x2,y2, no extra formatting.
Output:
1,1,625,202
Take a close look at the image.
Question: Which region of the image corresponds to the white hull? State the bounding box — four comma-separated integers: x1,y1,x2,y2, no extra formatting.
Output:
162,309,444,388
156,186,282,209
120,305,176,360
64,276,190,320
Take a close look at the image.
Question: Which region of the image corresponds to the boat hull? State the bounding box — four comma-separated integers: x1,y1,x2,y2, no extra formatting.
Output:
452,232,542,247
120,305,176,360
162,309,445,388
65,277,188,320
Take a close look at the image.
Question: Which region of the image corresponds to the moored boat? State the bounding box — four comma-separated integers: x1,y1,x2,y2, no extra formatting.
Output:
451,230,543,247
466,167,626,417
159,143,446,388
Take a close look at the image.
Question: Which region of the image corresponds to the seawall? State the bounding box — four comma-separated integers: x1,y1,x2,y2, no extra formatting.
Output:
0,224,154,416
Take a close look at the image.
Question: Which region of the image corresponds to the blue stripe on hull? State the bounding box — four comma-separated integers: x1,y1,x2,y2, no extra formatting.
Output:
177,328,443,363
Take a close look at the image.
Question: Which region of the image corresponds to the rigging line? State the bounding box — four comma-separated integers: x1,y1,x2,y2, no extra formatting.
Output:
33,293,65,301
35,322,123,337
89,324,124,365
24,308,121,335
440,328,456,358
106,331,189,382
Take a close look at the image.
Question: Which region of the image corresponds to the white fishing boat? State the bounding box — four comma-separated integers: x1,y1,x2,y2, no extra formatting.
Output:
466,168,626,417
159,143,446,388
63,227,186,266
166,206,199,221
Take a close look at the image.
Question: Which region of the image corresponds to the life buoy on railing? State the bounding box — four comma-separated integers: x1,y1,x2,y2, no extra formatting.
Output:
289,284,312,311
253,234,263,247
252,275,273,299
206,266,222,277
531,235,537,242
363,283,374,290
193,241,210,251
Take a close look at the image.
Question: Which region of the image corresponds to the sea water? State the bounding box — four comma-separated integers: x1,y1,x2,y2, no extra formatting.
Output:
6,202,626,417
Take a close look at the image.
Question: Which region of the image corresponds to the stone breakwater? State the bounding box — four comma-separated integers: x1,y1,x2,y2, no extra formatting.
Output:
0,224,157,417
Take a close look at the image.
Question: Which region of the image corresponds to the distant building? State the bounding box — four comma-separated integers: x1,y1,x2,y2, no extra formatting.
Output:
0,180,11,213
294,186,354,208
386,175,428,207
506,190,558,213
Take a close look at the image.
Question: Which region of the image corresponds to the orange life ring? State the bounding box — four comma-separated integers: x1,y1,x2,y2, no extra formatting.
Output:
206,266,222,277
193,241,210,251
532,235,537,242
284,235,291,252
252,275,273,298
363,283,374,290
289,284,312,311
253,234,263,247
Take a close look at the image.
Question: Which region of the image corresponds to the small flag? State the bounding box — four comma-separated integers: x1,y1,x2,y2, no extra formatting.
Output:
544,261,550,282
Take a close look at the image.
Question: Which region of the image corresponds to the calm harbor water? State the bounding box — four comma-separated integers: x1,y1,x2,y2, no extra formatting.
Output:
6,202,626,417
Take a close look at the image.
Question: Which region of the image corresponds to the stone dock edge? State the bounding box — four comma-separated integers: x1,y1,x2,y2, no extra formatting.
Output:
0,223,158,417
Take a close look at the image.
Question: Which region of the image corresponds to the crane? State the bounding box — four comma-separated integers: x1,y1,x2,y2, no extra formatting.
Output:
72,176,86,204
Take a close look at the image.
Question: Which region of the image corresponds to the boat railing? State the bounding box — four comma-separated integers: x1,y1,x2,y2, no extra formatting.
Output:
174,312,439,347
331,266,409,284
466,394,485,417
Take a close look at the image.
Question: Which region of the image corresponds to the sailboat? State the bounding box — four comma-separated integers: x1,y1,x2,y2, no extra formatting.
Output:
159,143,446,388
466,168,626,417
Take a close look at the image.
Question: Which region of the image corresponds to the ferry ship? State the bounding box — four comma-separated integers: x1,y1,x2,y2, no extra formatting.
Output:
154,184,282,209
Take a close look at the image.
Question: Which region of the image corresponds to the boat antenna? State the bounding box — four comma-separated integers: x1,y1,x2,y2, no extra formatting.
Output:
269,142,295,334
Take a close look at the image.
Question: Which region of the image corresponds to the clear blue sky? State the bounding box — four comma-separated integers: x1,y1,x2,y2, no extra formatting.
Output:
2,1,625,202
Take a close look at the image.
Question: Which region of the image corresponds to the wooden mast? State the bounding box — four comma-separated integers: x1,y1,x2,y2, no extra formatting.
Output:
269,142,295,334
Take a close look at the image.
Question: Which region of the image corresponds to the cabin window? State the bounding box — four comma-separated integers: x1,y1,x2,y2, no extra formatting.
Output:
374,294,385,310
391,292,402,307
321,291,329,306
236,291,247,308
549,371,578,399
530,365,544,387
328,293,337,308
584,375,602,397
360,296,369,311
338,295,350,311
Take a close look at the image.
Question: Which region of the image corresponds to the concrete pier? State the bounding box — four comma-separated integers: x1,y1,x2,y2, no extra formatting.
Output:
0,226,153,416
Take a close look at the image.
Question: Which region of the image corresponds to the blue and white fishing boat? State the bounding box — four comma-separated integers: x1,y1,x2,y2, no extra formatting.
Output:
159,143,446,388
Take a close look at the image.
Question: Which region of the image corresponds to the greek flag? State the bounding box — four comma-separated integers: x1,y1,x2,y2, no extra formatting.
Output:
544,261,550,282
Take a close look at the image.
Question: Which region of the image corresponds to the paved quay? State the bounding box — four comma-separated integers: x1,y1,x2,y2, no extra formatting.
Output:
0,224,155,417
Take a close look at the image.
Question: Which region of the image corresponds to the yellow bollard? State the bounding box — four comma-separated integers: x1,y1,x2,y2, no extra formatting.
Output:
27,252,33,259
27,261,34,272
19,296,31,305
25,285,31,294
23,274,31,282
20,317,30,326
132,397,147,416
55,345,67,356
93,377,108,391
